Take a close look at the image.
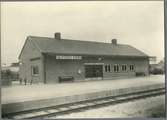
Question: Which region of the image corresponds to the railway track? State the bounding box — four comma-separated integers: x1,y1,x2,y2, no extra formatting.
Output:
3,87,165,119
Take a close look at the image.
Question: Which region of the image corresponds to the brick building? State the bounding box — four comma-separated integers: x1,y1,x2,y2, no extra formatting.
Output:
19,33,149,84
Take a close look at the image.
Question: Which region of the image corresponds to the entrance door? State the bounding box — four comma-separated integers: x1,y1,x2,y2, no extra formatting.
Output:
85,65,103,78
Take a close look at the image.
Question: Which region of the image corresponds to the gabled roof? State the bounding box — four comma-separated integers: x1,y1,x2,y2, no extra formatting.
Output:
25,36,149,57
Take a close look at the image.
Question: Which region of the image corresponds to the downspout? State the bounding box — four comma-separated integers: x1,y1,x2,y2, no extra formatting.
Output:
147,56,150,76
42,53,46,84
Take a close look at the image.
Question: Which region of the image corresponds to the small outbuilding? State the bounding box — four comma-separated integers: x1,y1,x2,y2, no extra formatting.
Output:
19,33,149,84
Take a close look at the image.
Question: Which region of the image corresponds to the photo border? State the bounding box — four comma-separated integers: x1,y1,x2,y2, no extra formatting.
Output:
0,0,166,120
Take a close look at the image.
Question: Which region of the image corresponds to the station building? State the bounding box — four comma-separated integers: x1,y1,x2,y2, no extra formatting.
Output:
19,33,149,84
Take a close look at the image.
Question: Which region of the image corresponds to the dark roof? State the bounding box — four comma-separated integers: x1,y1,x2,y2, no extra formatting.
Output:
28,36,148,57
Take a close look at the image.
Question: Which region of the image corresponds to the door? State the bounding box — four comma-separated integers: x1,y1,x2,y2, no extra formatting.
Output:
85,65,103,78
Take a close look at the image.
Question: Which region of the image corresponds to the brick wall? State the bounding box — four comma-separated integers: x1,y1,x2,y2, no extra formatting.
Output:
45,55,149,83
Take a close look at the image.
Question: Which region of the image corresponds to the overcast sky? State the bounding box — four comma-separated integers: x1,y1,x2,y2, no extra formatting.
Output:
1,1,164,65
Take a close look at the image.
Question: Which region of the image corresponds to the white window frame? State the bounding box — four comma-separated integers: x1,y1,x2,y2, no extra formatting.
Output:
105,64,111,72
114,64,119,72
121,64,127,72
130,64,135,71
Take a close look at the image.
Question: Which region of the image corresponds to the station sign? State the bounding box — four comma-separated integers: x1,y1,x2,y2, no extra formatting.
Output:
56,55,82,60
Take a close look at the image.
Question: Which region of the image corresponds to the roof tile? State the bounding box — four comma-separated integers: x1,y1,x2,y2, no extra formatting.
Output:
29,36,148,57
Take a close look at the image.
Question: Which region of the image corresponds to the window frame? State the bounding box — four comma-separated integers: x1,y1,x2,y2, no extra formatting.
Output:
105,65,108,72
114,64,119,72
108,65,111,72
129,64,135,71
105,64,111,72
121,64,127,72
31,65,39,76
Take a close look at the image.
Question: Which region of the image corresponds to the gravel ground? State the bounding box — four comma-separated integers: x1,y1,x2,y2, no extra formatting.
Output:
49,95,165,118
2,75,165,104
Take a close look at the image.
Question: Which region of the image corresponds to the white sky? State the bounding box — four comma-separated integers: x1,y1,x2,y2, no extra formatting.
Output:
1,1,164,65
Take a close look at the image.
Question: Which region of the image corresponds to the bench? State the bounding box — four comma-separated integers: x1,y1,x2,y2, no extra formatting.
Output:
135,72,146,76
58,76,74,83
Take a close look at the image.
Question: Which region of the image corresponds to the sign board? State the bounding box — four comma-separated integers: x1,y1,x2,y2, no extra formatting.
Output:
56,55,82,60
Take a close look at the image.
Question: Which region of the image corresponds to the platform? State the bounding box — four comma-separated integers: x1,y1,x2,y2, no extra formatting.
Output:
2,75,165,114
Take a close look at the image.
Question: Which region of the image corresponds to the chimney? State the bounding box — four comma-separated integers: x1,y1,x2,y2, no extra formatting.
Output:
111,39,117,45
54,32,61,40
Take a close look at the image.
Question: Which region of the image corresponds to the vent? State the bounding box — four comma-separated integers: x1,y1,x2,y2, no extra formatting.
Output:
112,39,117,45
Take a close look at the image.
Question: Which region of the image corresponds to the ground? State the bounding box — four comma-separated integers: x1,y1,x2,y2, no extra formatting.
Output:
2,75,165,104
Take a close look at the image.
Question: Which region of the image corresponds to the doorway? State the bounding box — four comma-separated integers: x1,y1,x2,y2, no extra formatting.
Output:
85,65,103,79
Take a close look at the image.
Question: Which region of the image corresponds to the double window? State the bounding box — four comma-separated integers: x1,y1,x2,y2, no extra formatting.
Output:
114,64,119,72
105,65,111,72
32,66,39,76
130,65,134,71
121,64,127,71
104,64,135,72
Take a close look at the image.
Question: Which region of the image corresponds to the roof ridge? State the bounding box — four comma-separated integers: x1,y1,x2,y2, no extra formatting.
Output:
28,35,125,46
28,35,54,39
61,38,125,46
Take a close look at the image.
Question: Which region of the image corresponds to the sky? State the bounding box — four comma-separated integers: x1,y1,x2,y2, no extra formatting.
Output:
1,1,164,65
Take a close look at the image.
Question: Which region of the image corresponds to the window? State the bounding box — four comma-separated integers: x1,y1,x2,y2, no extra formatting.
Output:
130,65,134,71
108,65,111,72
32,66,39,76
105,65,108,72
122,65,127,71
114,64,119,72
105,65,111,72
